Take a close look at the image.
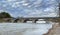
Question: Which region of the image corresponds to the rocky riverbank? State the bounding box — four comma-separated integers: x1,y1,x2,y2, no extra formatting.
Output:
43,23,60,35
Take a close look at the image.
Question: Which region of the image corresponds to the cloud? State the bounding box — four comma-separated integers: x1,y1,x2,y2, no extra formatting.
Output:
0,0,59,17
0,10,8,13
0,10,3,12
6,0,16,2
48,13,58,17
44,7,56,13
11,2,20,8
22,3,29,6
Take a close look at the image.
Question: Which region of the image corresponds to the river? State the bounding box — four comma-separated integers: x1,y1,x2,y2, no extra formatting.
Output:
0,23,53,35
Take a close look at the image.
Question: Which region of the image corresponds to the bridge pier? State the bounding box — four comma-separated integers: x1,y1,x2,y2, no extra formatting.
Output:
23,19,38,23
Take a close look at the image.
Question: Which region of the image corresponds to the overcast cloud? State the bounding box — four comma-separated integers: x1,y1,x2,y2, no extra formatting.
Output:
0,0,59,17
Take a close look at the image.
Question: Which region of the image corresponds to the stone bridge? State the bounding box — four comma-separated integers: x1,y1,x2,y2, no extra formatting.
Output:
13,17,60,23
1,17,60,23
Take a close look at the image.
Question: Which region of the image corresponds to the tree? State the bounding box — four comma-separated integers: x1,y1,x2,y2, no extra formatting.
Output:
0,12,12,18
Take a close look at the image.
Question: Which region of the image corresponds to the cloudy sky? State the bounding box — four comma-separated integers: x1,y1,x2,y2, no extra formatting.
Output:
0,0,60,17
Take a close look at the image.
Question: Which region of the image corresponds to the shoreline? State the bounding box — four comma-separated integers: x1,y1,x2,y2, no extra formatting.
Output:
43,23,59,35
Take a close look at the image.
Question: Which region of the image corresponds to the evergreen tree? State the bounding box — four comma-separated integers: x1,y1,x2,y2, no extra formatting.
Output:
0,12,12,18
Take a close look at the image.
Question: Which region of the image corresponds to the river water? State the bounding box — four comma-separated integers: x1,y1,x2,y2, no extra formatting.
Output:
0,23,53,35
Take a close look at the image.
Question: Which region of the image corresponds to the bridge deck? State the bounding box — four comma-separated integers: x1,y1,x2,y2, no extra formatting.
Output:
19,17,60,19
